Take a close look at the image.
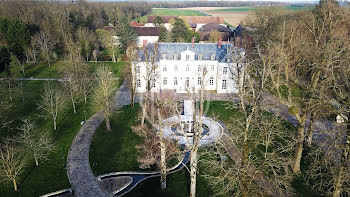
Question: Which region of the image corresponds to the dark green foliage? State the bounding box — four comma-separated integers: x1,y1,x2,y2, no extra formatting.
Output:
0,17,30,61
171,18,189,42
158,26,168,42
154,16,164,26
5,19,30,60
0,46,10,74
116,17,138,53
186,30,200,43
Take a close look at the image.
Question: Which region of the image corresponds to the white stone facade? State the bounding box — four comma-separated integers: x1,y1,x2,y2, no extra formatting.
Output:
133,43,242,94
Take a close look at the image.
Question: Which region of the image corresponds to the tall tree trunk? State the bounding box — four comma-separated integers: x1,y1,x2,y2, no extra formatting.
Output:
13,179,17,191
35,157,39,166
333,121,350,197
112,53,116,63
53,117,57,130
190,148,198,197
106,116,112,132
307,112,315,146
292,112,307,173
160,137,167,189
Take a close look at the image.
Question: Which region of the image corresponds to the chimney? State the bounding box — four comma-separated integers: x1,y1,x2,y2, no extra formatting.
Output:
192,37,195,47
143,40,147,48
218,38,222,48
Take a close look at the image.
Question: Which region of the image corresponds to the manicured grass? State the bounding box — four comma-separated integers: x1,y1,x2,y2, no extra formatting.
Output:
89,105,142,175
0,61,125,196
1,61,126,79
151,9,204,16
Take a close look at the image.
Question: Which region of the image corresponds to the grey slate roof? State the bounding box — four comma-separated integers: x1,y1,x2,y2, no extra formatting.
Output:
138,43,243,63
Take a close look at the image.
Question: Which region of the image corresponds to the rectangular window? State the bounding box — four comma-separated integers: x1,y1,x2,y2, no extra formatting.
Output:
198,54,202,60
185,77,189,87
174,54,178,60
137,79,141,87
163,54,168,60
223,67,228,75
211,65,215,72
222,79,227,89
163,66,167,72
198,77,201,86
186,55,190,60
163,77,167,85
186,65,189,72
211,54,215,60
174,77,178,85
198,65,202,72
136,66,140,74
174,65,178,72
209,77,214,86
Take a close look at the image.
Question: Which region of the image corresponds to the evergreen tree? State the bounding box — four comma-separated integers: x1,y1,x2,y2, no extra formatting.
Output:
0,46,10,74
171,18,188,42
154,16,164,26
158,26,168,42
116,17,138,53
4,19,30,61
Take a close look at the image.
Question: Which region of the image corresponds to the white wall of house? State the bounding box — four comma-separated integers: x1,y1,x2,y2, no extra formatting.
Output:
137,36,159,47
113,36,159,47
133,50,238,94
145,23,172,30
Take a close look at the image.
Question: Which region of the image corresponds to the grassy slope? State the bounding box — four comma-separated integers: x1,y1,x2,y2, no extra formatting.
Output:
0,61,125,197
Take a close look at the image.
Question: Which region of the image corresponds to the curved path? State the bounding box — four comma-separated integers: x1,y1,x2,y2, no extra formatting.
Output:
97,151,190,196
66,83,132,197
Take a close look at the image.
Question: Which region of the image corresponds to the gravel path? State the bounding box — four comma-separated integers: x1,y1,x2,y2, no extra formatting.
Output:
66,82,132,197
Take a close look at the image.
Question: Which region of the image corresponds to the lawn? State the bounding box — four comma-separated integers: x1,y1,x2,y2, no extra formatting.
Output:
0,61,125,196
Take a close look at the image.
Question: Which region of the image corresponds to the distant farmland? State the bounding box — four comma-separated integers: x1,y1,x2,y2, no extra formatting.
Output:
151,9,204,16
212,6,313,12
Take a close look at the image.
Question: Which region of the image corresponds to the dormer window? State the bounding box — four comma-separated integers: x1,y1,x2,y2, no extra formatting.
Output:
174,54,179,60
211,54,216,61
186,55,190,60
227,58,231,62
163,54,168,60
198,54,203,60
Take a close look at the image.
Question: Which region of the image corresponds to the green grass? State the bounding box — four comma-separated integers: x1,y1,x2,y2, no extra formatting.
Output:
137,8,204,23
0,61,125,196
212,6,313,12
213,6,255,12
151,9,204,16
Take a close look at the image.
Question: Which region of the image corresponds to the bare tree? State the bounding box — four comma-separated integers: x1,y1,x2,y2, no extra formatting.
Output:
96,29,117,63
17,119,55,166
133,91,180,189
125,43,139,107
33,31,57,66
76,27,97,62
38,83,65,130
91,65,117,132
0,140,26,191
60,62,85,114
140,43,159,126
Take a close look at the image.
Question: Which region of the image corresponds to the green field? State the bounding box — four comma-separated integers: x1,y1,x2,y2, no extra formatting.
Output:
137,8,204,23
151,9,204,16
0,61,125,196
213,6,314,12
